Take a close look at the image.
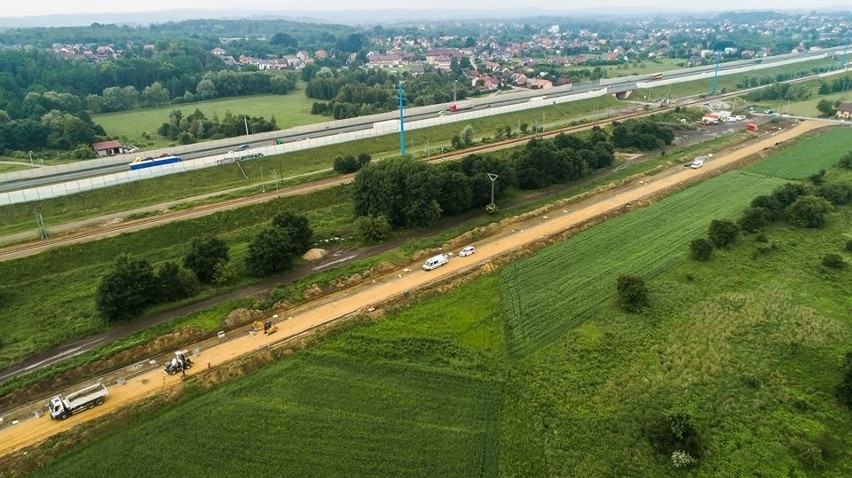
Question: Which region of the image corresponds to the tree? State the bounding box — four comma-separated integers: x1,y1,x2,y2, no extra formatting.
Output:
816,98,835,117
271,211,313,254
196,79,217,100
617,274,649,313
787,195,832,228
708,219,739,248
353,215,392,243
183,236,229,283
95,255,158,321
451,134,463,150
245,227,298,277
818,82,831,95
461,124,475,146
690,238,714,261
155,261,199,302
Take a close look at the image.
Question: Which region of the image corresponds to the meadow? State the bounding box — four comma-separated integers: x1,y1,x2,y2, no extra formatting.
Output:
745,127,852,179
22,123,852,477
91,86,324,147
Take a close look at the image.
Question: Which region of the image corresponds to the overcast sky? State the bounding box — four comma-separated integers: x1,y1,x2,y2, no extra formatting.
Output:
0,1,845,18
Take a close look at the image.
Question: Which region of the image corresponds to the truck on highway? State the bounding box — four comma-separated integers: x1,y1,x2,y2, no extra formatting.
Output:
48,383,108,420
129,155,182,171
449,101,473,112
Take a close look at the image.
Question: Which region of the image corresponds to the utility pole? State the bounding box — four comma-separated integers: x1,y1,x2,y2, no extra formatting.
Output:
244,116,249,136
398,82,406,157
35,210,47,239
260,164,265,193
487,173,499,207
453,80,458,103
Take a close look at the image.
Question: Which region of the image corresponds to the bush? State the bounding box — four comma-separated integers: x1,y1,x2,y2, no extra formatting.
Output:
787,195,833,228
815,182,852,206
846,239,852,252
212,260,237,285
837,351,852,407
617,274,648,313
738,206,772,232
95,254,158,321
353,215,392,244
708,219,739,248
155,261,199,302
838,151,852,169
671,450,698,469
690,237,713,261
333,154,361,174
822,254,847,269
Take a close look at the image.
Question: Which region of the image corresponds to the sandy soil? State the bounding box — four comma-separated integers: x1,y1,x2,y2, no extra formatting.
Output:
0,120,824,458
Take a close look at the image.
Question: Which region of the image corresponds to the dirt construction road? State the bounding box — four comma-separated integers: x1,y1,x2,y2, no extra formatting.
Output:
0,121,823,458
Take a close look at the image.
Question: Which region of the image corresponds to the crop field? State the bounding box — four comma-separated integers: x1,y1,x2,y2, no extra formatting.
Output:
500,170,791,357
0,95,622,239
745,127,852,179
0,185,352,369
33,276,505,478
92,87,324,146
502,199,852,476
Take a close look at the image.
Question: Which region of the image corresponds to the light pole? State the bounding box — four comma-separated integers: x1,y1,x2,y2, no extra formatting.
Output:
398,82,406,157
28,150,34,166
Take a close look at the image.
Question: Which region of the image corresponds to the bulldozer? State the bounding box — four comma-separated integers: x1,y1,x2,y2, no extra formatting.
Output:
252,320,278,335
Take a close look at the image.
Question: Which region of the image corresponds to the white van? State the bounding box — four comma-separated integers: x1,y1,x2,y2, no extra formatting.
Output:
422,254,449,271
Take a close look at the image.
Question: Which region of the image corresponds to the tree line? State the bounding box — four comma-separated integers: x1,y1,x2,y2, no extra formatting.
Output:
96,212,312,322
157,108,278,144
352,120,673,230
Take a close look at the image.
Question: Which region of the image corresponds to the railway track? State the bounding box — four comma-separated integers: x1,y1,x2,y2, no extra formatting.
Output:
0,91,743,262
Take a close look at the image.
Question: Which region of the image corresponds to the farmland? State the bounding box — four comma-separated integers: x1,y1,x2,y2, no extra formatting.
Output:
26,130,852,476
500,170,787,357
31,276,505,478
745,127,852,179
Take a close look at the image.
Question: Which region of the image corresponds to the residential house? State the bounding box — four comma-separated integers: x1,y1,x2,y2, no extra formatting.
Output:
836,102,852,119
91,140,124,157
211,47,226,56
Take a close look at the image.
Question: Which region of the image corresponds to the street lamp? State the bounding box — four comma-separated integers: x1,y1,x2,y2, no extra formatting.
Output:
28,150,34,166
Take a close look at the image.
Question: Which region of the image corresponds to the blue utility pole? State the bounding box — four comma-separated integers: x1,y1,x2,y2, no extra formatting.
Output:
711,51,722,95
398,82,406,157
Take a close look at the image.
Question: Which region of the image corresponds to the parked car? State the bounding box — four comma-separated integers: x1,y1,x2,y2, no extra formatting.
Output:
459,246,476,257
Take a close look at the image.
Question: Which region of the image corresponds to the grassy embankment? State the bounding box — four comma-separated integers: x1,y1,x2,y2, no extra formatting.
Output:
25,128,852,476
0,95,622,240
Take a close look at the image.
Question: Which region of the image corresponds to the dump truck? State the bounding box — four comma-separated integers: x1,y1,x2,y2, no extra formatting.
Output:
48,383,108,420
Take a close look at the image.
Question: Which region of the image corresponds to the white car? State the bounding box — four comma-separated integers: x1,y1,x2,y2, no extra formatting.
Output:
459,246,476,257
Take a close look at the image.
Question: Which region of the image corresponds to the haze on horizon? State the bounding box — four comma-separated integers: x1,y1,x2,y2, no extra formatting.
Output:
1,0,847,18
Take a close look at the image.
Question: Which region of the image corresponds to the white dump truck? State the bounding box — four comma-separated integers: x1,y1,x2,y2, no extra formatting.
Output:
48,383,108,420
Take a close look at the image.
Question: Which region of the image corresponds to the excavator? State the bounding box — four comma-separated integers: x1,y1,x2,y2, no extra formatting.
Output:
252,320,278,335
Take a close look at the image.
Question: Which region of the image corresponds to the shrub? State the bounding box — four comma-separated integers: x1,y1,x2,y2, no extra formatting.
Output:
212,260,237,285
815,182,852,206
708,219,739,248
155,261,199,302
184,236,230,284
333,154,360,174
689,237,713,261
787,195,833,228
353,215,392,244
738,207,772,232
846,239,852,252
616,274,648,313
822,254,847,269
838,151,852,169
839,351,852,407
671,450,698,469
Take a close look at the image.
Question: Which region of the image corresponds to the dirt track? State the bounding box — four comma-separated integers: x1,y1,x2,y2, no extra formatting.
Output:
0,120,823,458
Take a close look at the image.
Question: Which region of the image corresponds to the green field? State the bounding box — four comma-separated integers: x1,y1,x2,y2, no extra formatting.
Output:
28,133,852,476
32,276,506,478
0,163,33,174
92,86,324,147
746,127,852,179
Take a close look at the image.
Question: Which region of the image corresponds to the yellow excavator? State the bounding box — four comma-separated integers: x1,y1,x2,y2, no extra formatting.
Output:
252,320,278,335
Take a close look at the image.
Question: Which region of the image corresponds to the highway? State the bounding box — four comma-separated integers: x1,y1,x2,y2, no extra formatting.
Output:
0,45,844,195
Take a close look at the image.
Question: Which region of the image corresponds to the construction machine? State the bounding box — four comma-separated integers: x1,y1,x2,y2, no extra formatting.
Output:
163,351,193,375
252,320,278,335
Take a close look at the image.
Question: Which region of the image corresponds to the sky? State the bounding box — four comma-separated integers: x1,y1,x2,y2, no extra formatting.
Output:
0,0,846,18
